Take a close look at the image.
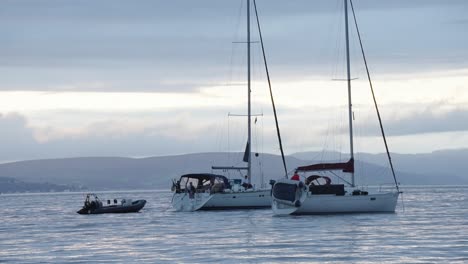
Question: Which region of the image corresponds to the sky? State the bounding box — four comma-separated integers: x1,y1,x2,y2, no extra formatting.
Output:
1,0,468,162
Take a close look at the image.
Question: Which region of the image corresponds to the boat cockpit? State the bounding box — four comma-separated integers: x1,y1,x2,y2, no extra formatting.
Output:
172,173,231,194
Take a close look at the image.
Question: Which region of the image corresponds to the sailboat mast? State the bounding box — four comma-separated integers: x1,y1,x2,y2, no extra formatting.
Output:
344,0,355,187
247,0,252,184
252,0,288,178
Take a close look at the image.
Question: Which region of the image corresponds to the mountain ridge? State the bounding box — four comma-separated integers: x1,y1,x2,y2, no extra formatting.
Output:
0,149,466,192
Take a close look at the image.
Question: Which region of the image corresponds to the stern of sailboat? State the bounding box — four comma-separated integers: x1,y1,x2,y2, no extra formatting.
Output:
271,179,308,215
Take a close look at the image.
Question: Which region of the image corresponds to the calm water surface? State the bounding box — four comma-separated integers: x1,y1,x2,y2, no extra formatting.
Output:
1,186,467,263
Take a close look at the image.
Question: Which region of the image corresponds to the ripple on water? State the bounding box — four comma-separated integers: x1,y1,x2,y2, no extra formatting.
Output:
0,187,468,263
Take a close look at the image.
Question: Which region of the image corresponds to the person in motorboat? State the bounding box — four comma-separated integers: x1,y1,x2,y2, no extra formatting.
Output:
83,194,103,210
81,194,97,211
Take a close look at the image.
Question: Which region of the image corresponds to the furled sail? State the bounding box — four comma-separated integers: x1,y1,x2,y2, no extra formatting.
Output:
242,142,250,162
296,158,354,173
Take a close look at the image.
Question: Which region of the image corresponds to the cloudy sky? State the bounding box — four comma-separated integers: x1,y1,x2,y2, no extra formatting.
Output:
1,0,467,162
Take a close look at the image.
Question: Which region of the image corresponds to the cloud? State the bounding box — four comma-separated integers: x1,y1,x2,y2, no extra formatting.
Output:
449,19,468,25
0,111,227,162
0,113,40,161
328,103,468,137
2,100,468,163
0,113,34,140
33,113,218,143
1,1,468,160
381,107,468,136
1,0,467,93
0,79,214,93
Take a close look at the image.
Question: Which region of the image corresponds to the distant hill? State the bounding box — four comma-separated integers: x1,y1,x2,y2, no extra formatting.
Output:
0,150,466,192
0,176,84,193
0,153,301,191
292,148,468,185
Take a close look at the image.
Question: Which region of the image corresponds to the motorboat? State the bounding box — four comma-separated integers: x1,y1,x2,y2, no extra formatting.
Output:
77,193,146,214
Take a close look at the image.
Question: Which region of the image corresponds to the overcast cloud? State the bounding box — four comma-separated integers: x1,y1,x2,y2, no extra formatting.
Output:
0,0,467,162
1,0,467,92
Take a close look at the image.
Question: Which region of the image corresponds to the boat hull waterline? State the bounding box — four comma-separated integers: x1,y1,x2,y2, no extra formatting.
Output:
172,189,271,212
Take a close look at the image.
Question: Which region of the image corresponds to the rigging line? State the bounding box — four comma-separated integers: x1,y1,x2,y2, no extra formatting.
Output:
332,0,345,80
228,0,245,90
253,0,288,178
349,0,400,193
329,171,352,186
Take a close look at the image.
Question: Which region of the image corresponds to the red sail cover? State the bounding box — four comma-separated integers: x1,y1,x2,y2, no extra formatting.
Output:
296,158,354,173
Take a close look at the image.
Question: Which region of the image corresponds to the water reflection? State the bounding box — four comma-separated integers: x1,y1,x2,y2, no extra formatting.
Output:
0,187,467,263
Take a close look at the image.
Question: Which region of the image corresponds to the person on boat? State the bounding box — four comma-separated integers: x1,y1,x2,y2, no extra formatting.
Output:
188,182,196,199
209,178,215,194
242,175,253,189
173,180,181,193
291,172,300,181
209,178,215,187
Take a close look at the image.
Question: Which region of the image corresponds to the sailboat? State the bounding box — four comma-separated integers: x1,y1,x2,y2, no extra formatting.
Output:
171,0,288,212
271,0,401,215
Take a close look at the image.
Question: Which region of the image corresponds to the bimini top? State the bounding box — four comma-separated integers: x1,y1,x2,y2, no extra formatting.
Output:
179,173,229,185
305,175,332,185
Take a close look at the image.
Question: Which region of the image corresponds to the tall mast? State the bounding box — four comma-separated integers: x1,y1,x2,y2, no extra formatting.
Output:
344,0,355,187
252,0,288,178
247,0,252,184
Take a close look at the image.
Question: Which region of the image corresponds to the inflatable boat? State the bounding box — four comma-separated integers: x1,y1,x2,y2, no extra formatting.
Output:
77,193,146,214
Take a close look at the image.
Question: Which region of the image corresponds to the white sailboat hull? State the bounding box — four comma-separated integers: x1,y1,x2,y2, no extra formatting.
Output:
171,189,271,212
171,192,212,212
202,189,271,210
272,179,399,215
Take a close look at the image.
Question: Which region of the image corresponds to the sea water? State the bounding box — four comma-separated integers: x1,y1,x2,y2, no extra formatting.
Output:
1,186,467,263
